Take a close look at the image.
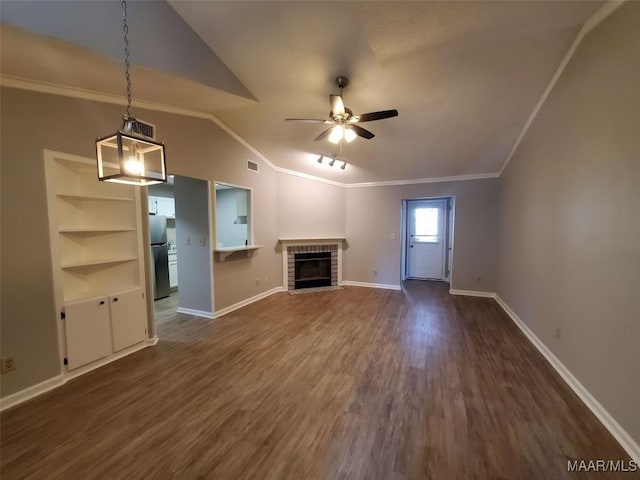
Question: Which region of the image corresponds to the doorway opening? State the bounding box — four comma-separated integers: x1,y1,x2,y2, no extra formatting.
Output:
147,174,214,331
401,197,454,283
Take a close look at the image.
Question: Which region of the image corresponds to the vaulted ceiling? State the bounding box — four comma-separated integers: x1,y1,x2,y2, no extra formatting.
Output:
1,1,603,183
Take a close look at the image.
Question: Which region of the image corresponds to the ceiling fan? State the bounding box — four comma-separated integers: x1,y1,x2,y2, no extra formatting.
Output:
285,76,398,144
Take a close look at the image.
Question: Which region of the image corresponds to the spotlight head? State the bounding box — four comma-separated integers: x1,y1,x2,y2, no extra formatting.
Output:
317,155,323,164
329,157,336,167
340,161,347,170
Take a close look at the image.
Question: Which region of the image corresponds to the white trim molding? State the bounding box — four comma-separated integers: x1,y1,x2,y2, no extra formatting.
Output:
213,287,285,319
499,0,626,175
494,295,640,463
1,75,500,189
0,375,65,412
341,281,402,291
449,289,496,298
0,0,626,188
175,307,215,319
0,339,156,412
346,173,499,188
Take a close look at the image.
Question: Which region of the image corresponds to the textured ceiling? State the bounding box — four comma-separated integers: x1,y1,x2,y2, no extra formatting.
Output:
169,1,602,183
1,1,603,183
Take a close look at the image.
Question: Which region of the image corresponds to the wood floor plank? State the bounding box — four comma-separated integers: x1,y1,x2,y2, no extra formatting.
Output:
1,281,636,479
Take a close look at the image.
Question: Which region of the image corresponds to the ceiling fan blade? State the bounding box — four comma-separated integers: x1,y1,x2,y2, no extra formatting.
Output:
314,127,334,142
330,95,345,116
349,109,398,123
350,124,375,140
285,118,333,124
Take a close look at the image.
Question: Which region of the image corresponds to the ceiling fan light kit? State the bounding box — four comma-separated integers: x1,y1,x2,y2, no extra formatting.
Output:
285,76,398,145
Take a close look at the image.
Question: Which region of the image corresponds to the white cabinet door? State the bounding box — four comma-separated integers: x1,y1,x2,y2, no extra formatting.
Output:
236,191,247,216
169,257,178,287
148,197,158,215
166,198,175,218
109,288,147,352
155,197,175,218
64,296,112,370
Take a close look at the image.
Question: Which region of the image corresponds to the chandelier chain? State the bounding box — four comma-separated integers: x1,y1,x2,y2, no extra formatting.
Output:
122,0,132,118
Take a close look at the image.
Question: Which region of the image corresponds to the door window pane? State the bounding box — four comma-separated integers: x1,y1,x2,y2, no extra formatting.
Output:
415,207,439,242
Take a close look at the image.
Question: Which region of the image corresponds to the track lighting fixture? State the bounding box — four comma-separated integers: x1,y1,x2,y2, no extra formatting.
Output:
313,153,347,170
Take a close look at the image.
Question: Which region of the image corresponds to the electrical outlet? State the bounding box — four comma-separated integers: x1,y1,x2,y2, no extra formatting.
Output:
555,328,562,340
1,358,16,374
390,233,396,240
255,278,260,286
186,237,191,246
374,270,378,276
264,275,269,282
199,237,206,247
476,276,482,284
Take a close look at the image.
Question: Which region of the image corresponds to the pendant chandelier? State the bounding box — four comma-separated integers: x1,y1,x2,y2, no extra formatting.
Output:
96,0,167,186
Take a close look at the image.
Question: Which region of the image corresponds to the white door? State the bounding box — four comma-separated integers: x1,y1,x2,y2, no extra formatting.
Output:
64,296,113,370
109,288,147,352
407,199,447,279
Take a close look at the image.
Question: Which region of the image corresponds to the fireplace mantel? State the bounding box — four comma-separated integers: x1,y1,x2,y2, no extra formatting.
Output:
279,237,345,245
279,238,345,290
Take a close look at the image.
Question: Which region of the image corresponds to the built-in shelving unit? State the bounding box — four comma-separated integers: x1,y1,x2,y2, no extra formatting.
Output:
61,256,138,269
44,150,149,373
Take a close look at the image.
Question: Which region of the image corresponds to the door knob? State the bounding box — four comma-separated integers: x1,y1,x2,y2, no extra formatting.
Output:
410,245,414,248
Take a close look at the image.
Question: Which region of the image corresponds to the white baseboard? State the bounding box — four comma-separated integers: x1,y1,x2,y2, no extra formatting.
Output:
63,340,151,381
0,339,157,413
0,374,65,412
341,281,402,291
214,287,285,319
176,307,215,319
494,295,640,463
449,289,496,298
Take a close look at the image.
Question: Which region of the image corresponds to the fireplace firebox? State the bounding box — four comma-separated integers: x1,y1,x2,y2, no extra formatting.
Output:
294,252,332,289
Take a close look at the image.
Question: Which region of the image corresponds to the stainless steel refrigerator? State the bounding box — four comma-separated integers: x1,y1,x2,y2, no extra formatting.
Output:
150,215,170,300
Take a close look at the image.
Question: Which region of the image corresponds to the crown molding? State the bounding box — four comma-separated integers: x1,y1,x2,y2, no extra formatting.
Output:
499,0,626,176
345,172,499,188
1,74,500,189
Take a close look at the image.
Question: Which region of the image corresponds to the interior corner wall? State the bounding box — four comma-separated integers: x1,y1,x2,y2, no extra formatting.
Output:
0,87,281,397
276,172,346,239
344,180,499,290
174,176,212,314
497,3,640,445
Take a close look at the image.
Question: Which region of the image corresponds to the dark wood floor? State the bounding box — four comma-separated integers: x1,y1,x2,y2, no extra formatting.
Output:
1,281,634,479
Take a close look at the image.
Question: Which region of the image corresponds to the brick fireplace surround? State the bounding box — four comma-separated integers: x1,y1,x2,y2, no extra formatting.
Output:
279,239,344,291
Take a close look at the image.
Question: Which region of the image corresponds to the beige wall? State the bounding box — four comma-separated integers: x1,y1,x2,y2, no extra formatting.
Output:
0,87,281,396
497,3,640,445
276,173,346,239
345,180,499,290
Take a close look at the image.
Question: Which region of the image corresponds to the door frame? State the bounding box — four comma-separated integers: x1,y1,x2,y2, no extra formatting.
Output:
401,196,455,283
143,174,215,338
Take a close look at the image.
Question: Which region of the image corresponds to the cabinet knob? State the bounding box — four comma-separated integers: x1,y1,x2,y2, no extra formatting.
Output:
113,298,118,302
99,300,105,305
